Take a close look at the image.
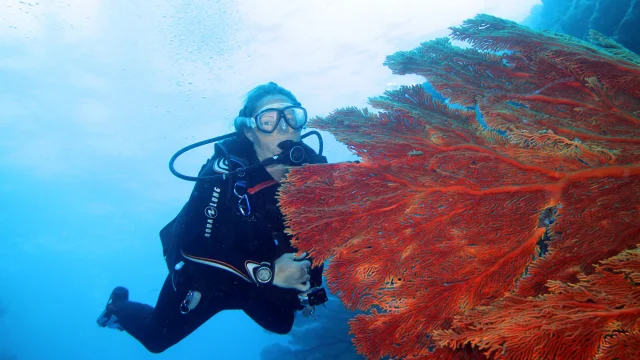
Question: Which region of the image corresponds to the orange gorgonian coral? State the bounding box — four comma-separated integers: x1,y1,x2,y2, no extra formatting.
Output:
279,15,640,359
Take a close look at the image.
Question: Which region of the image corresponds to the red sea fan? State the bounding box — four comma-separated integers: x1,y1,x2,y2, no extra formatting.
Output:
435,247,640,360
278,15,640,359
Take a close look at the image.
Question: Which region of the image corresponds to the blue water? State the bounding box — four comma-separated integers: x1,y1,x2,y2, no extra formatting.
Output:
1,1,540,359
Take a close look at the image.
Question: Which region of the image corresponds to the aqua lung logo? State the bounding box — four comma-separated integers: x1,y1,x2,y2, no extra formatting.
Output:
213,157,229,173
204,207,217,218
204,187,221,238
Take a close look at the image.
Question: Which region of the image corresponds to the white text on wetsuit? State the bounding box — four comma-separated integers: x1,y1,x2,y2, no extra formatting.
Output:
203,187,221,238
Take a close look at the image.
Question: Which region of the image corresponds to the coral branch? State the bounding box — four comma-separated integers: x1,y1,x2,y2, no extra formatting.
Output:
434,247,640,360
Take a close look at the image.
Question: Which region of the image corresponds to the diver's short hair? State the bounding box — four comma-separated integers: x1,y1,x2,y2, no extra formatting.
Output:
233,82,301,135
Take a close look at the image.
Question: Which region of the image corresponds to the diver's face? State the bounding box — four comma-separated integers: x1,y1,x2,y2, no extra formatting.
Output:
245,95,302,160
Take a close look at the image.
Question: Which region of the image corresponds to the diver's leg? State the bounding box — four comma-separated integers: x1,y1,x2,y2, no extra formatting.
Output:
108,275,223,353
242,299,296,335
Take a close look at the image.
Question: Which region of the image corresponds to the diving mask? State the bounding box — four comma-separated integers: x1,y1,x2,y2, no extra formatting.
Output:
246,103,308,133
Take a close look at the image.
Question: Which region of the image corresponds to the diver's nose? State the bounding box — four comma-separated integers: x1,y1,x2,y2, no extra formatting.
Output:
277,116,290,132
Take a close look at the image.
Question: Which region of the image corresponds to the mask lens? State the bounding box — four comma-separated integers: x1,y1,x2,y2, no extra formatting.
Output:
256,110,279,132
254,106,307,133
283,107,307,129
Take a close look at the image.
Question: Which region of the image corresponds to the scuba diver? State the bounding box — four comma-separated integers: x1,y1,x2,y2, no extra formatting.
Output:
96,82,329,353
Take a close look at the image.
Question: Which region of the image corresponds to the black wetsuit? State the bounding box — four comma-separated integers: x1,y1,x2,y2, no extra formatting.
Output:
110,136,325,353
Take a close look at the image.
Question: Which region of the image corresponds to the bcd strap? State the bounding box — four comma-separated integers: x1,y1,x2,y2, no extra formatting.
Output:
248,180,279,194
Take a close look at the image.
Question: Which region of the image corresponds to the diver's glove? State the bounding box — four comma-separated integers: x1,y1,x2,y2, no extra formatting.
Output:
276,140,327,166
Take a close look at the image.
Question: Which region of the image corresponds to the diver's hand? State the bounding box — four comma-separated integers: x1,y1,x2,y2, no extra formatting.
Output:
273,252,311,291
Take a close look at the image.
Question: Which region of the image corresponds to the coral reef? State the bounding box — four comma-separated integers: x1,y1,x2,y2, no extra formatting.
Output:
279,15,640,359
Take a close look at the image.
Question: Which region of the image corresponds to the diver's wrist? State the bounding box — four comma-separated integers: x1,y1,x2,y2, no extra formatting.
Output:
252,262,274,286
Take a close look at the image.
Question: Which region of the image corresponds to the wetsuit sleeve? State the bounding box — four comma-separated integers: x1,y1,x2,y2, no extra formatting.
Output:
174,154,264,284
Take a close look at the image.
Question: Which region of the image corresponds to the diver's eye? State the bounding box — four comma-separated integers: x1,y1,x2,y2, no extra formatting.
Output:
258,111,278,127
